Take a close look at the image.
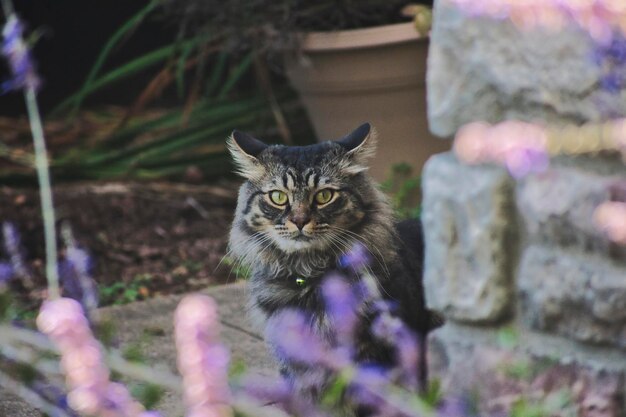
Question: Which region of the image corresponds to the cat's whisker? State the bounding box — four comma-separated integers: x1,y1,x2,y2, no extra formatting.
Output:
227,233,273,281
216,231,264,273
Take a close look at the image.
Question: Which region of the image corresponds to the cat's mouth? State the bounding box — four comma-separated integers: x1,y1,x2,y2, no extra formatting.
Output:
292,233,311,241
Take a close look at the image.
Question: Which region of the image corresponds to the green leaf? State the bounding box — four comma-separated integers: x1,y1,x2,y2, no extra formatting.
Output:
420,378,442,407
205,52,228,97
69,0,160,115
130,383,164,410
53,35,209,115
123,343,145,363
217,52,254,99
176,42,196,98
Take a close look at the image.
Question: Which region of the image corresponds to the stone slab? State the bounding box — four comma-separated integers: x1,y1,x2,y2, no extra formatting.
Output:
0,282,276,417
518,245,626,349
517,162,626,260
427,1,626,137
422,152,517,323
430,324,625,417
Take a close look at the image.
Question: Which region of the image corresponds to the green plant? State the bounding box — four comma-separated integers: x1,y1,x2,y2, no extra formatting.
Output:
381,163,422,219
163,0,433,56
0,2,316,183
99,274,152,305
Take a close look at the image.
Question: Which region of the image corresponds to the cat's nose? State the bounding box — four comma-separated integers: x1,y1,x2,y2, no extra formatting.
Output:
289,214,311,231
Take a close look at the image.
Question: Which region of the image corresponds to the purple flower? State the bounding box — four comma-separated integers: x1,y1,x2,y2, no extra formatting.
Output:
2,222,30,280
174,294,233,417
322,275,359,348
37,297,157,417
58,246,99,313
1,15,40,92
239,374,292,405
600,71,625,93
30,380,79,417
339,243,371,270
0,262,13,284
347,365,390,410
266,309,343,368
606,32,626,65
372,313,420,389
504,147,550,179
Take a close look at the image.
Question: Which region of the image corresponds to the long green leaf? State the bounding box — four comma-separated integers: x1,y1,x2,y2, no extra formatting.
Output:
205,52,228,97
52,36,208,115
69,0,160,116
217,53,254,99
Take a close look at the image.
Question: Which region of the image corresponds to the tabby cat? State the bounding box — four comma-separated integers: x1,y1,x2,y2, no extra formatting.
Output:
227,123,442,395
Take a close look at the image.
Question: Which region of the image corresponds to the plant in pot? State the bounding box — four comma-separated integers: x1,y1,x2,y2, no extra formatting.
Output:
165,0,448,181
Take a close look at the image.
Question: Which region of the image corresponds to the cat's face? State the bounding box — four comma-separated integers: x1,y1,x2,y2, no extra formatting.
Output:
229,123,377,254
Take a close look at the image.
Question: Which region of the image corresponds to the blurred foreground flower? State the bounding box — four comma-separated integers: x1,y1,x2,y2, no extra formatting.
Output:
2,222,31,282
446,0,626,43
58,244,99,315
1,15,40,92
175,294,233,417
454,121,549,178
593,201,626,245
37,298,158,417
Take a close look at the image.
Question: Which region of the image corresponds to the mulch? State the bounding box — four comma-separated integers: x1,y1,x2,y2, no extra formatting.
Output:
0,180,242,310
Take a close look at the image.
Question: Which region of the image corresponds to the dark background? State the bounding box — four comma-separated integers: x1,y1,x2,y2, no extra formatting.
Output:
1,0,176,116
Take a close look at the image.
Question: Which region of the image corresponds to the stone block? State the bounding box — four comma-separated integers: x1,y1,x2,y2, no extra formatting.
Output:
427,2,626,137
518,245,626,349
516,163,626,259
422,152,516,323
429,328,625,417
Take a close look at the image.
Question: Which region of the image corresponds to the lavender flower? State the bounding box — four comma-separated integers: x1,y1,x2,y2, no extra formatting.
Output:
266,309,342,368
322,275,359,349
37,297,158,417
339,242,371,270
372,311,420,390
58,246,99,313
30,380,79,417
1,15,40,92
0,262,13,284
174,294,233,417
347,365,391,410
2,222,31,282
594,31,626,94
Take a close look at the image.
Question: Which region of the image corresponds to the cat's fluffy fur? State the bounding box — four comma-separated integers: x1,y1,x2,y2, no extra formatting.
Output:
228,123,441,393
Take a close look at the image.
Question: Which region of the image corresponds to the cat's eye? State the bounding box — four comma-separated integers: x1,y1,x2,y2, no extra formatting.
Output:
269,190,288,206
315,189,334,205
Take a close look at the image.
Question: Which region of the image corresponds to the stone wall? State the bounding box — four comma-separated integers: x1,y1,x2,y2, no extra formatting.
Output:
423,154,626,416
422,1,626,416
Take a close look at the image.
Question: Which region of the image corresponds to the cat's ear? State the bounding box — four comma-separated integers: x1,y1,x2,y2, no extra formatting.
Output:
336,123,377,174
227,130,269,180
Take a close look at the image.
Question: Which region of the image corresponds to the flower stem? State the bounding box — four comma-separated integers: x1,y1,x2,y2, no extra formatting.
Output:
0,369,73,417
24,87,60,299
0,0,14,16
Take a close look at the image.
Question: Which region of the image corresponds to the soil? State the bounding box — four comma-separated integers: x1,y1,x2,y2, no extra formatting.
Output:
0,180,242,311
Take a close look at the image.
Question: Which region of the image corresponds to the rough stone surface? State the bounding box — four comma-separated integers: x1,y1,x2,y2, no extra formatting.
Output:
519,245,626,349
427,1,626,137
517,162,626,260
430,325,625,417
422,152,517,323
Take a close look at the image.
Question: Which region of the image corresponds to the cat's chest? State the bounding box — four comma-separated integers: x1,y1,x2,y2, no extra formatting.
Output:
257,250,338,280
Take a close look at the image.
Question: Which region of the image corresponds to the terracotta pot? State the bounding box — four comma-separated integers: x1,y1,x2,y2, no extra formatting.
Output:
285,22,450,181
